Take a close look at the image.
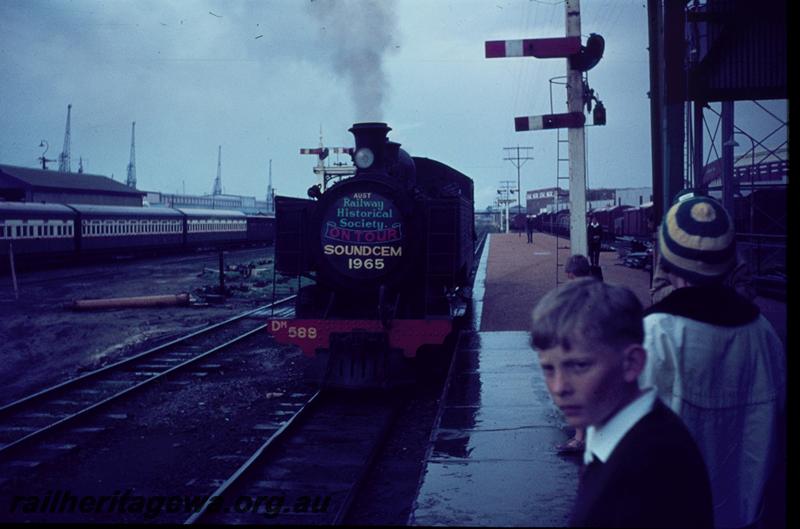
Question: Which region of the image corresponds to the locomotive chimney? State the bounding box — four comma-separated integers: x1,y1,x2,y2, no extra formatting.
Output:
349,122,391,173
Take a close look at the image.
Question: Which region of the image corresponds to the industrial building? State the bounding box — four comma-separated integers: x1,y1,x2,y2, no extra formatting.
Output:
0,164,145,207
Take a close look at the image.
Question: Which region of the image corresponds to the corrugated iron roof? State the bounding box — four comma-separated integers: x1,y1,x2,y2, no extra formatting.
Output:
175,208,247,218
0,201,76,216
0,164,144,196
66,204,184,217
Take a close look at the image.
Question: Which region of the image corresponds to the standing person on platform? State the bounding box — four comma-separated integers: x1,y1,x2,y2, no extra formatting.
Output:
531,279,713,528
641,194,786,529
555,254,593,455
526,215,535,244
564,254,591,281
587,215,603,267
650,189,757,304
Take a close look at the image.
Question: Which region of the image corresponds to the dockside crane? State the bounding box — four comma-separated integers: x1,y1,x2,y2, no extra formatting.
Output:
58,104,72,173
212,145,223,195
126,122,137,188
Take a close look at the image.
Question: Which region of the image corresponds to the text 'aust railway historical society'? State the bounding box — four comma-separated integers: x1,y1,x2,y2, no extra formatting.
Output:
322,191,404,276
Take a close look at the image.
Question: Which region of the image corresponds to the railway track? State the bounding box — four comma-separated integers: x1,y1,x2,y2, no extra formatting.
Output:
0,296,296,477
181,241,486,524
185,389,401,525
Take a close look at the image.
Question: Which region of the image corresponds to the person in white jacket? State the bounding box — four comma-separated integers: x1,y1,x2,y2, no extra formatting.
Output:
640,193,785,529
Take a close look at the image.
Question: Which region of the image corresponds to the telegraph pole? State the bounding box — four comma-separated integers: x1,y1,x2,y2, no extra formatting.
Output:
497,180,516,233
503,146,534,215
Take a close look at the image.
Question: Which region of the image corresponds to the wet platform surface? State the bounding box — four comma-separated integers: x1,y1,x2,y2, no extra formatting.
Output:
409,233,787,526
409,331,579,526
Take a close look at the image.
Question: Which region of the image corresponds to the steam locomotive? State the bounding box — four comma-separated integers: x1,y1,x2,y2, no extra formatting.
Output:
268,122,475,387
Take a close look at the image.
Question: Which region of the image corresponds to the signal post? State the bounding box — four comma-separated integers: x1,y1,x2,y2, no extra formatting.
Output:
485,0,605,257
565,0,588,257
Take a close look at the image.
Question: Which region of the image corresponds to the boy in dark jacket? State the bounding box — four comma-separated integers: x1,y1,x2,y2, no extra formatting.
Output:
531,279,713,528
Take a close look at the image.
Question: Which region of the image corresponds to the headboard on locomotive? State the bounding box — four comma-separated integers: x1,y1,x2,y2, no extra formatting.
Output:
270,122,474,386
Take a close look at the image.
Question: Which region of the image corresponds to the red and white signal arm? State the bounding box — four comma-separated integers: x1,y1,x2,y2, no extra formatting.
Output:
485,36,581,59
515,112,586,131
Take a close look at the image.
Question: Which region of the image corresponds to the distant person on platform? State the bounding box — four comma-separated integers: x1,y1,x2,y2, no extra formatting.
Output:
641,193,786,529
531,278,713,528
587,215,603,267
526,215,535,244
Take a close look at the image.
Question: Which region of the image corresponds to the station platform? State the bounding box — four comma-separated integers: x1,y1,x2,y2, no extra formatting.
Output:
408,232,787,526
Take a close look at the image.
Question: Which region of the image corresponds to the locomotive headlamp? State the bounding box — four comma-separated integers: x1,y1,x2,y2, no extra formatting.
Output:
354,148,375,169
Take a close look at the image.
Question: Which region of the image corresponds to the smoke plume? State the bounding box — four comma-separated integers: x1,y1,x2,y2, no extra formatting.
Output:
308,0,399,122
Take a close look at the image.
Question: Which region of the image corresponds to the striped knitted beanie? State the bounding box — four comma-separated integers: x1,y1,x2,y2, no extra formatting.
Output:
659,195,736,284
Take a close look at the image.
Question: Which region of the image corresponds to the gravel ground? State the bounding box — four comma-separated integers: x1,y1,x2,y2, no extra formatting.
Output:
0,246,297,406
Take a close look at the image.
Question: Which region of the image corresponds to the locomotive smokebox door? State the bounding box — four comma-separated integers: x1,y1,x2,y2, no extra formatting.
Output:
317,331,412,388
312,178,416,292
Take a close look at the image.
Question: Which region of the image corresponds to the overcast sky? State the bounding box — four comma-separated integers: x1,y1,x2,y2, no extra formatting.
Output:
0,0,787,209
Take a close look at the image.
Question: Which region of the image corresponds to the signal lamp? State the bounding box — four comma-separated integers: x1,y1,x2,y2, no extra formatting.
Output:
593,100,606,126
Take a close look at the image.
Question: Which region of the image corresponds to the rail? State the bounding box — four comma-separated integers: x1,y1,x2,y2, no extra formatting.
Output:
0,296,296,459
